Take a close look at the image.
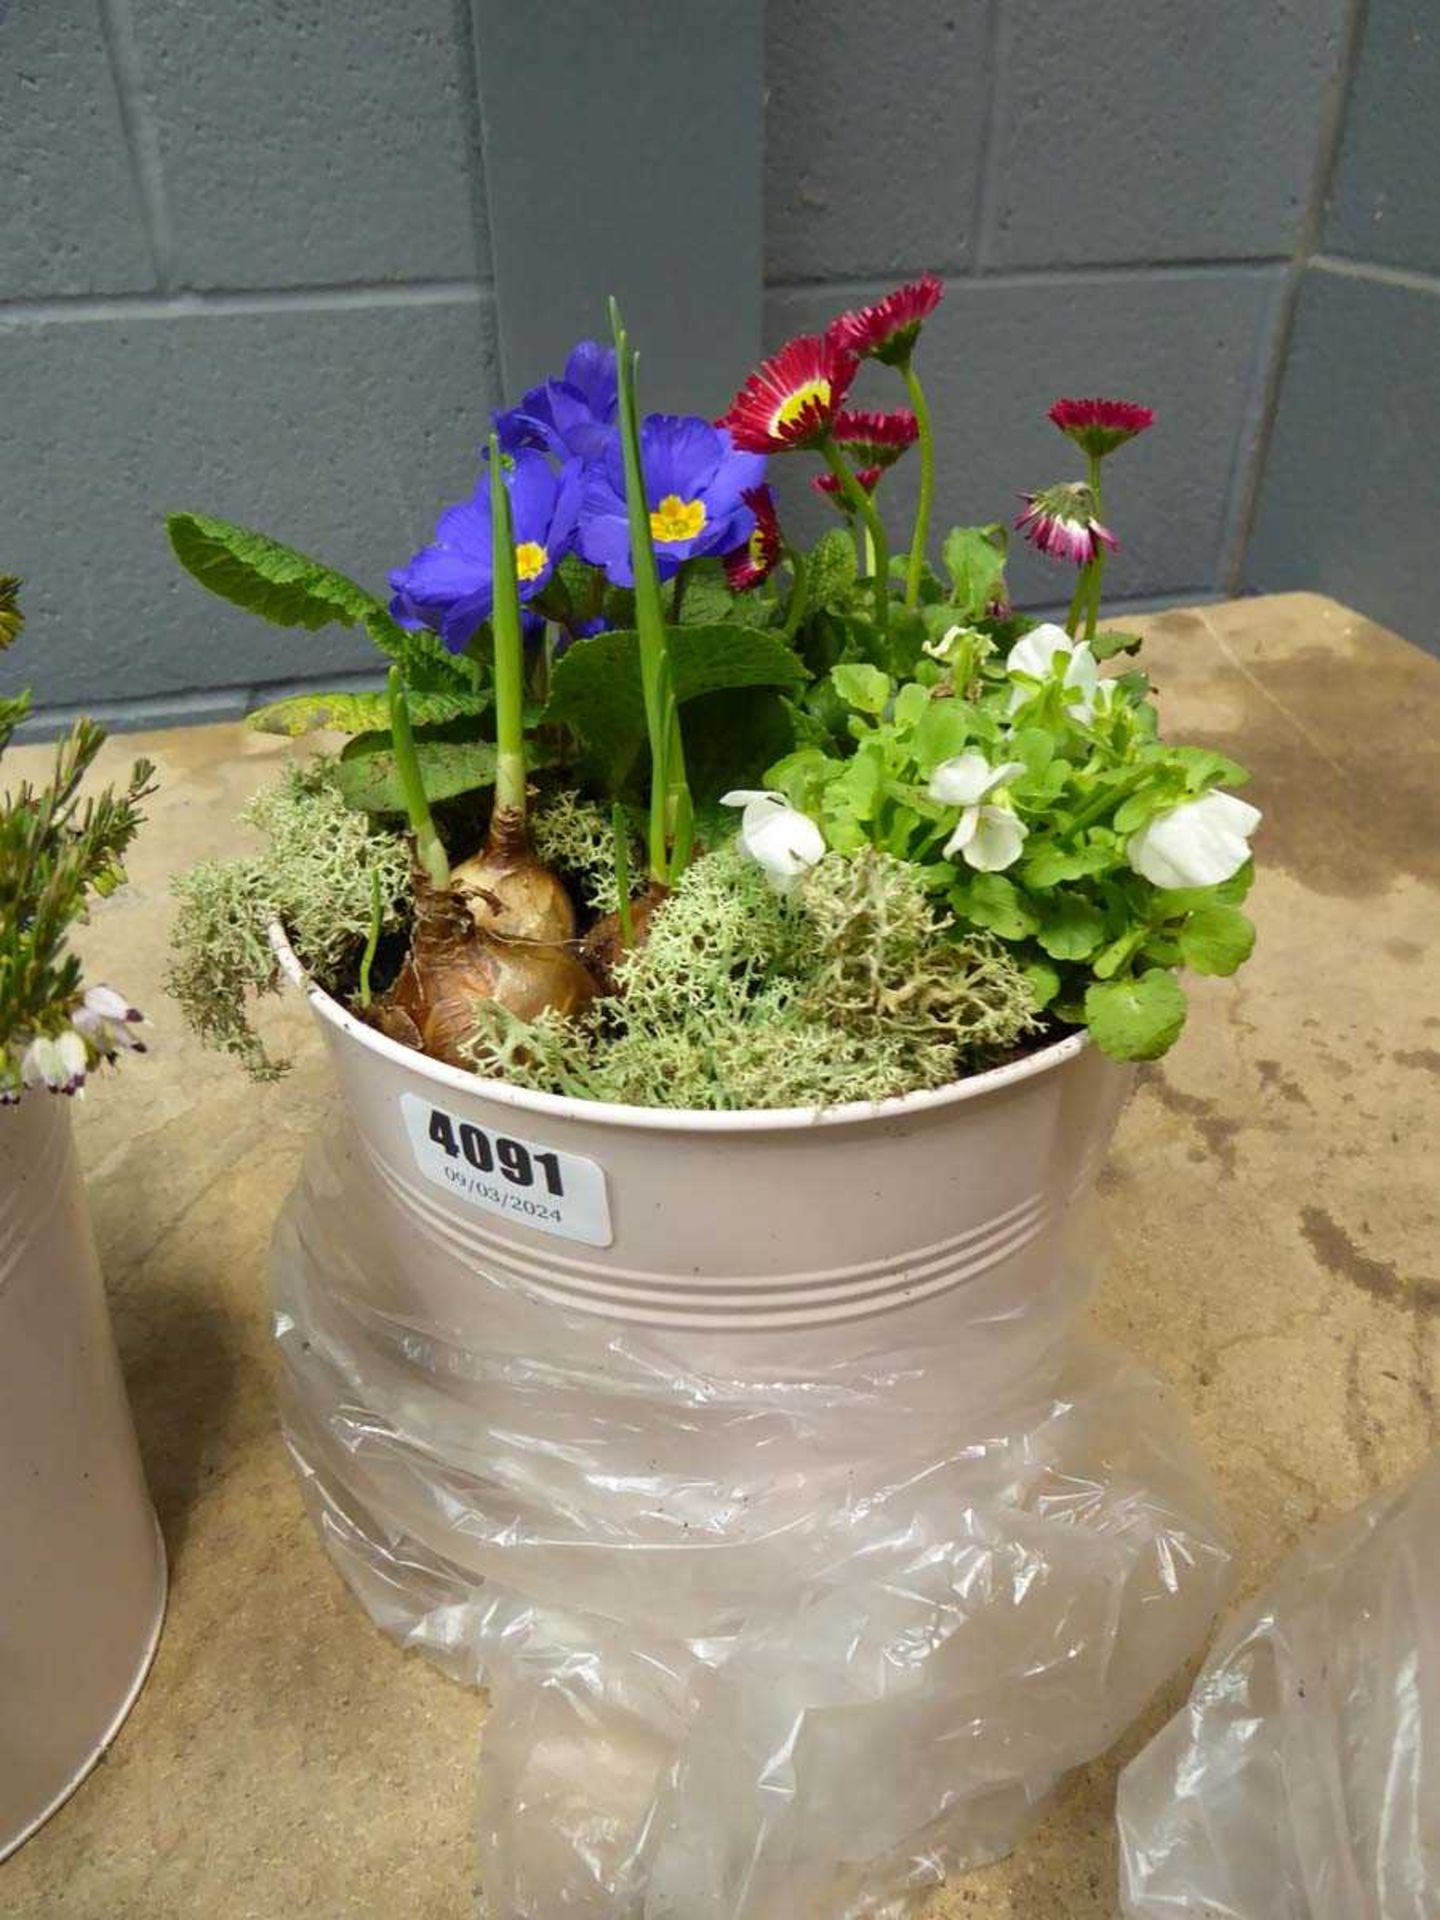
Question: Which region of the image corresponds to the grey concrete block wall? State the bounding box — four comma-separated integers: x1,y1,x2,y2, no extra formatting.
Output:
1,0,1433,729
1242,0,1440,654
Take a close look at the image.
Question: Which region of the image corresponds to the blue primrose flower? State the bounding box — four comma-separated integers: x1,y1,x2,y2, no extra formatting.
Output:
579,415,767,585
493,341,618,462
389,450,583,653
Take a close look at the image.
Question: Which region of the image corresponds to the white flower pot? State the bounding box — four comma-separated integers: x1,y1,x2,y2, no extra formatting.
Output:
269,923,1231,1917
0,1096,166,1861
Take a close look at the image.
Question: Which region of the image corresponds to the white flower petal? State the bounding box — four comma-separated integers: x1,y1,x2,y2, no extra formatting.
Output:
737,798,825,888
963,806,1028,872
83,983,142,1022
1126,790,1260,890
942,807,980,859
721,788,783,810
1007,623,1074,684
1064,641,1100,696
928,751,996,807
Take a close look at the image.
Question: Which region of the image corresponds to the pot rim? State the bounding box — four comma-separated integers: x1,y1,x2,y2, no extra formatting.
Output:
269,919,1092,1136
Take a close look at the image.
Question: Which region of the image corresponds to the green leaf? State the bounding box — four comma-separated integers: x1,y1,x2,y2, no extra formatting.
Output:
167,512,378,631
1022,957,1063,1010
682,687,798,808
1037,891,1107,961
1090,629,1144,662
807,528,858,612
336,730,504,814
831,662,891,714
544,624,809,784
1178,904,1256,977
941,524,1008,620
247,686,490,738
951,872,1041,940
911,696,975,773
1084,969,1188,1061
1021,840,1116,888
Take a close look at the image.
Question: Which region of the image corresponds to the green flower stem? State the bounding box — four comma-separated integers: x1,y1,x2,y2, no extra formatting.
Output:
611,802,635,947
819,436,889,630
357,869,382,1008
611,297,692,884
900,357,935,609
1083,449,1106,643
487,430,529,821
386,665,450,890
781,545,810,640
1064,568,1090,638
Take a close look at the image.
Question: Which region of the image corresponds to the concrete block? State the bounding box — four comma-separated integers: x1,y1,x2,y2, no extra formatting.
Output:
1245,267,1440,654
985,0,1347,268
0,296,499,709
0,4,154,297
1324,0,1440,276
765,0,990,283
127,0,485,289
766,267,1283,603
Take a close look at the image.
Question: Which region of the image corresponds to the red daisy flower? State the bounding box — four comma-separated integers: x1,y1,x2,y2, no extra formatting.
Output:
826,273,944,367
724,484,783,592
1048,396,1154,460
718,334,858,454
1015,482,1117,568
811,465,884,509
832,408,919,469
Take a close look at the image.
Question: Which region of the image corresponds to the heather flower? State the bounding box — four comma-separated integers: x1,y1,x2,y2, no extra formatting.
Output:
1049,396,1154,461
725,485,782,592
578,415,766,585
1015,481,1117,568
1127,791,1261,890
928,753,1028,872
21,1028,88,1096
1007,623,1110,723
721,789,825,892
389,450,584,652
493,341,618,462
72,983,147,1061
826,273,944,367
718,334,858,453
832,408,919,469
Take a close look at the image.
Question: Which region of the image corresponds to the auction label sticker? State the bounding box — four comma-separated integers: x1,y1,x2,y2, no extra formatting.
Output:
400,1093,612,1248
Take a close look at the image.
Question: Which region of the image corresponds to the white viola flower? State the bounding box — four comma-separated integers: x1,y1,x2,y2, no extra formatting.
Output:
72,982,147,1060
926,751,1029,873
1126,790,1262,890
1006,622,1106,722
721,789,825,892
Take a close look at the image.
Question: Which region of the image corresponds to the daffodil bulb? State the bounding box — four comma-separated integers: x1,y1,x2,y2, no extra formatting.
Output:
721,789,825,891
1126,790,1261,889
1006,622,1107,721
927,751,1029,873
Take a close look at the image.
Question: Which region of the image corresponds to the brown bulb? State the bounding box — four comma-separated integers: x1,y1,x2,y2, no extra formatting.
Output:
367,866,593,1072
451,807,575,946
581,881,667,997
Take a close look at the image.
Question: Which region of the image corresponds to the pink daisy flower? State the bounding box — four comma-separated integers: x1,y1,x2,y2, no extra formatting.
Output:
811,465,884,508
724,485,783,592
831,408,919,469
1015,482,1118,568
1048,396,1154,460
718,334,858,454
826,273,944,367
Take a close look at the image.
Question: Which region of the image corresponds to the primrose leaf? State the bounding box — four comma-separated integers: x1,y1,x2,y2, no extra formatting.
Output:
1178,903,1256,976
335,729,508,814
544,624,808,784
167,512,378,630
1084,968,1188,1061
247,686,490,737
831,662,891,714
1037,891,1108,961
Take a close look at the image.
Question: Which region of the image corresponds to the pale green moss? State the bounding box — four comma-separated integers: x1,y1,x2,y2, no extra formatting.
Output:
166,759,409,1078
468,844,1041,1110
529,789,643,912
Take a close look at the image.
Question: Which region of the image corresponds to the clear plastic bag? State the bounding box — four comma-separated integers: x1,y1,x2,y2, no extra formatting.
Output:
272,1116,1234,1918
1118,1449,1440,1919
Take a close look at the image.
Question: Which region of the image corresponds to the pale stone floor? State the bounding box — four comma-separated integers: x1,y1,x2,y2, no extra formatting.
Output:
3,593,1438,1917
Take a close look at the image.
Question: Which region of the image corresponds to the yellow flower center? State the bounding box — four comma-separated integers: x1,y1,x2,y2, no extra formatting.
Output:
748,527,768,564
772,377,830,433
514,540,548,582
649,494,707,544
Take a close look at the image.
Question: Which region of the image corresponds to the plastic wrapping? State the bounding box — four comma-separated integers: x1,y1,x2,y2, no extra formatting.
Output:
270,1100,1233,1919
1118,1449,1440,1919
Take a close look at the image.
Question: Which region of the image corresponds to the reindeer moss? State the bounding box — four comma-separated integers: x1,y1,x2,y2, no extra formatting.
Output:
529,788,643,912
167,759,409,1077
468,844,1042,1110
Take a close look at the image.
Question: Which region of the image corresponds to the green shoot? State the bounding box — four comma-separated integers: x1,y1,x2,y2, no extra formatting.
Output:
487,430,529,821
387,665,450,889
